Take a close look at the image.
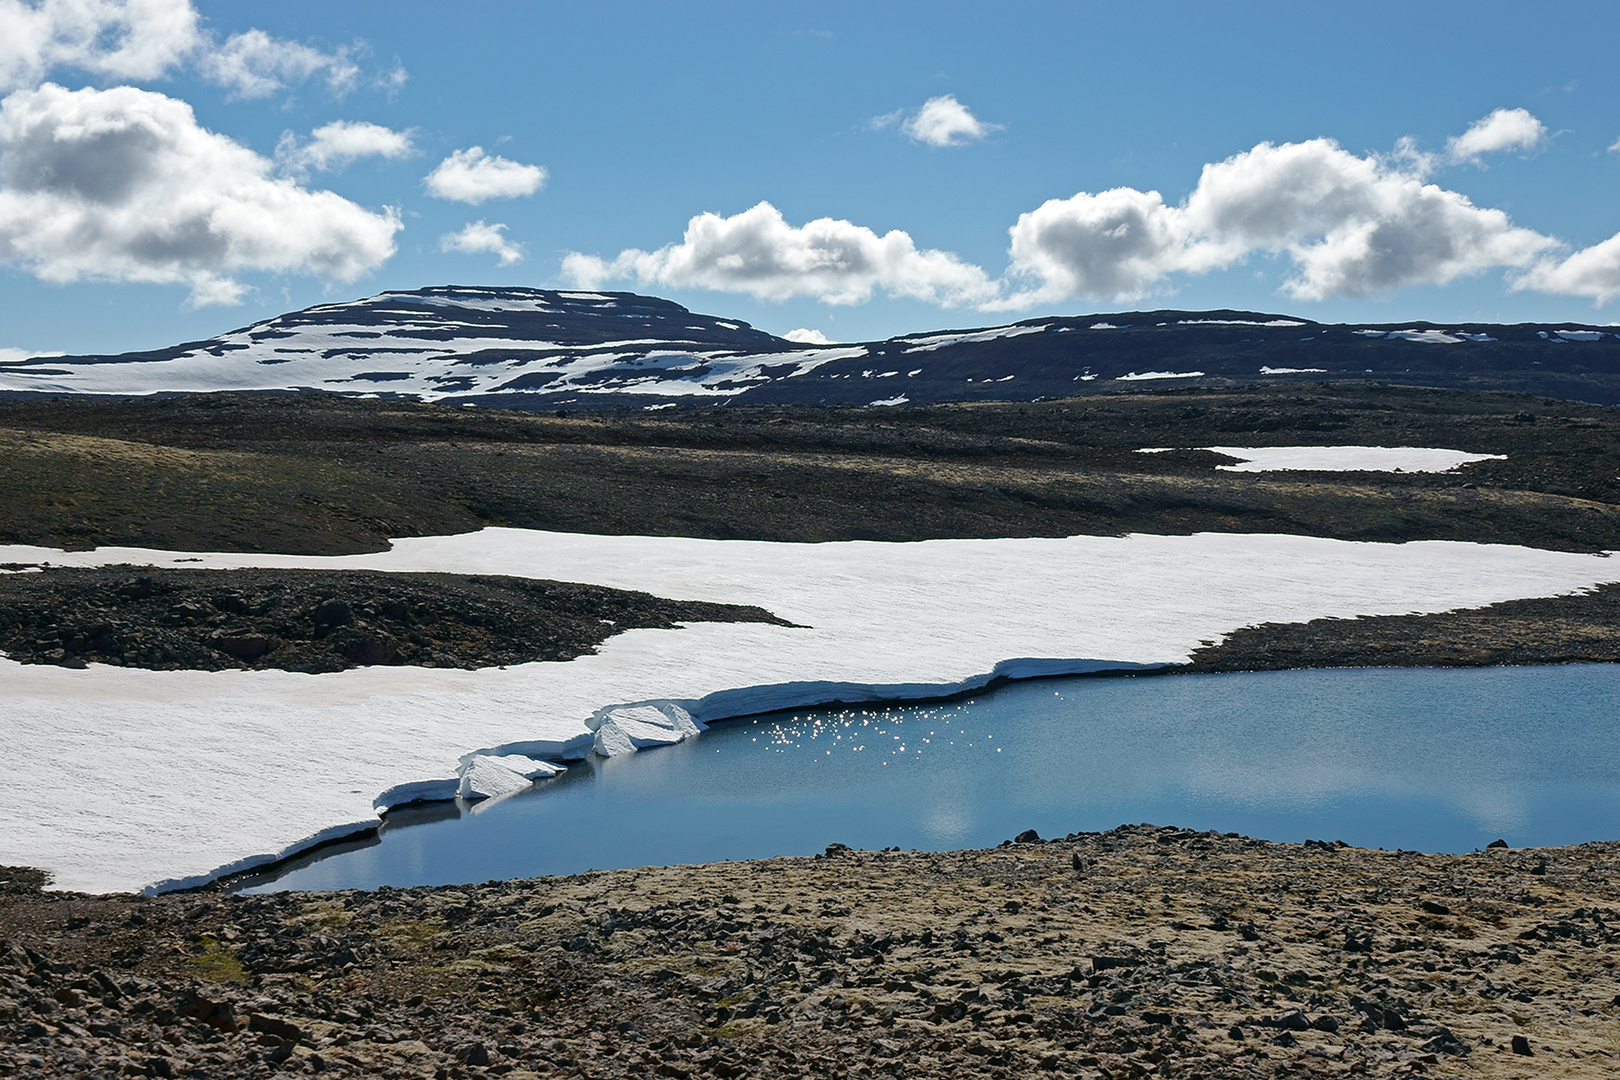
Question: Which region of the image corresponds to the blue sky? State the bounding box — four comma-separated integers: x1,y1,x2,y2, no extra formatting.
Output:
3,0,1620,357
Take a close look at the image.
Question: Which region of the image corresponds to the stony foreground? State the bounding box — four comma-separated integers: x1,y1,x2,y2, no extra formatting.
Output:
3,826,1618,1079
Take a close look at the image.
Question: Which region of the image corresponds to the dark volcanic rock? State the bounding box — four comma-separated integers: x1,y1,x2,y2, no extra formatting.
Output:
0,567,792,673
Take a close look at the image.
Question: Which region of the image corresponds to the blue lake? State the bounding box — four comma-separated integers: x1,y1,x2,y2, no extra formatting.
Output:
241,663,1620,892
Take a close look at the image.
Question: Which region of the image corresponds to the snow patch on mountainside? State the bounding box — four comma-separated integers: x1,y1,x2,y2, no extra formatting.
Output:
897,324,1047,353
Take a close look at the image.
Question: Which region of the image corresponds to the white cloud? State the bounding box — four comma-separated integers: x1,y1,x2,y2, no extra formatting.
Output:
868,107,905,131
1516,232,1620,304
423,147,547,204
0,1,401,101
1001,137,1558,305
1000,186,1198,304
783,327,830,344
0,83,400,306
439,220,523,266
196,28,359,101
277,119,413,173
563,201,1000,307
568,114,1611,311
893,94,998,147
1609,134,1620,154
0,345,61,362
0,0,200,92
1445,107,1547,165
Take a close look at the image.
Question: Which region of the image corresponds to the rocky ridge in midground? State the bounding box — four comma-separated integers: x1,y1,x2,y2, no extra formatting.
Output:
0,568,791,673
3,826,1617,1079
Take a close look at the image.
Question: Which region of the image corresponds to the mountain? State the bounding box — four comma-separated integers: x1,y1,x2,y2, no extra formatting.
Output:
4,285,1620,407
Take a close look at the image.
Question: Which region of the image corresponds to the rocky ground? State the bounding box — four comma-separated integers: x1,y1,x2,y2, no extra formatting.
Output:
1182,583,1620,672
2,563,1615,676
0,568,789,673
3,826,1617,1079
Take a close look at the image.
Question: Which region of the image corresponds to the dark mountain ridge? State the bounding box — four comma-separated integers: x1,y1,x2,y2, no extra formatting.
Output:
2,286,1618,406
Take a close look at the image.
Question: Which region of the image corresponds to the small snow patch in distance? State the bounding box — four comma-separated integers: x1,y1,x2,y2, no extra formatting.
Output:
869,395,909,406
1355,329,1484,344
1556,330,1605,341
1204,446,1507,473
1117,371,1206,381
898,325,1047,353
558,292,614,301
1178,319,1307,327
1260,366,1328,375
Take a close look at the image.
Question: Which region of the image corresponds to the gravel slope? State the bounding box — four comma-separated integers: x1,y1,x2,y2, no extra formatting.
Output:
3,826,1616,1078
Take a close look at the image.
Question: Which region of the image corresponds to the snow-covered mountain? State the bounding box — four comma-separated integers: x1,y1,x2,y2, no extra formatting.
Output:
0,286,862,403
5,285,1620,407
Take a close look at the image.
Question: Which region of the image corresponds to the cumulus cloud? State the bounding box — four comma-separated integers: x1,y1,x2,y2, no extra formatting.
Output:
0,0,199,91
423,147,546,204
1517,233,1620,304
1001,137,1558,305
783,327,830,344
0,1,400,100
565,111,1612,311
875,94,998,147
195,28,360,101
277,119,413,173
1445,107,1547,165
1610,134,1620,154
1001,187,1199,304
0,82,400,305
0,345,61,362
562,201,1000,307
439,220,523,266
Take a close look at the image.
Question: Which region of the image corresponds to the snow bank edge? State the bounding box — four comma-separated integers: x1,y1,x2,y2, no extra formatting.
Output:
137,655,1162,895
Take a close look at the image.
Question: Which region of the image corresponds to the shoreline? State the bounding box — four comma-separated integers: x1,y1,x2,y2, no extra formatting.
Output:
211,655,1617,898
15,639,1620,897
4,527,1616,897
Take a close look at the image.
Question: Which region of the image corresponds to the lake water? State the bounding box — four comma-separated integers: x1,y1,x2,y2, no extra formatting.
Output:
241,664,1620,892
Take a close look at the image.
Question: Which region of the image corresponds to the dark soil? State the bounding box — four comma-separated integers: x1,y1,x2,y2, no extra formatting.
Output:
2,383,1619,556
0,568,791,674
1184,583,1620,672
3,826,1616,1079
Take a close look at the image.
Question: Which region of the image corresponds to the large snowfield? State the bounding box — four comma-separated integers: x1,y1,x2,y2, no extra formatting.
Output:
1,528,1616,894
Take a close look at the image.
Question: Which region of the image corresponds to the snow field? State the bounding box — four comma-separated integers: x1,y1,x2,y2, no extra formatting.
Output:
0,528,1614,894
1134,445,1505,473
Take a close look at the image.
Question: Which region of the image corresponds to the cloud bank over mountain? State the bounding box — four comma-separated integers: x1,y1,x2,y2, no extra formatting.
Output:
0,2,1616,325
563,201,1000,306
568,110,1620,312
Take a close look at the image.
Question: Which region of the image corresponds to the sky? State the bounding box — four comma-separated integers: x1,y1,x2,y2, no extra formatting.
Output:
2,0,1620,359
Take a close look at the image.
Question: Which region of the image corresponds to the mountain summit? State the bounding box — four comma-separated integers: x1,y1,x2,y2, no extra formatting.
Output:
4,286,1620,406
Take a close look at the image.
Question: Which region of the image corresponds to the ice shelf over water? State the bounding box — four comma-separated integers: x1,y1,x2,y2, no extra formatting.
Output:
0,528,1615,894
